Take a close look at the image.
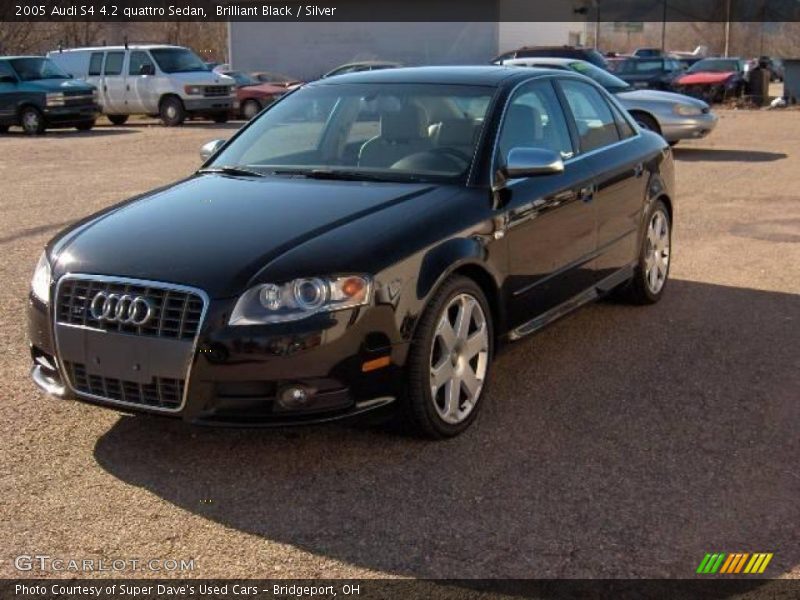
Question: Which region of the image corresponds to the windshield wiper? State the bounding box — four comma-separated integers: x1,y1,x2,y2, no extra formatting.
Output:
198,166,264,178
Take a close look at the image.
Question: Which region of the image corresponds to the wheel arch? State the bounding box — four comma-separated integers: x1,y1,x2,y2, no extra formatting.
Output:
630,109,662,135
415,237,506,340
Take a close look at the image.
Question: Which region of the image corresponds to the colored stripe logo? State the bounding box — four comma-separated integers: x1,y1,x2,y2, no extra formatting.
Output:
696,553,773,574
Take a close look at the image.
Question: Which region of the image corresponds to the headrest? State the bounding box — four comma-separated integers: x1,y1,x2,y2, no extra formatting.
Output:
381,104,428,142
436,119,480,147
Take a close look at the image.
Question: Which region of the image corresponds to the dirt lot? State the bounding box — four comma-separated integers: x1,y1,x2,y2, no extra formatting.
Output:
1,111,798,580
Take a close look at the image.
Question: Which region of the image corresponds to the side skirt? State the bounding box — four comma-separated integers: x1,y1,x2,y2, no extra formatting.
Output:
507,264,634,342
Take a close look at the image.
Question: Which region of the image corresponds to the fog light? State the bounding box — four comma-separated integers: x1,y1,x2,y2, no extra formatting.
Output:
277,384,314,410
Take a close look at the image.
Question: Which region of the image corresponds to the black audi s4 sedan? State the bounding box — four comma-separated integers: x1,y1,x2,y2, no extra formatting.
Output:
28,66,674,438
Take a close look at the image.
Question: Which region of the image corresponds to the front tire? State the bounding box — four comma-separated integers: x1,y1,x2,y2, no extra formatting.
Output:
625,200,672,305
159,96,186,127
107,114,129,126
242,99,261,120
634,112,661,136
20,106,45,135
405,276,493,439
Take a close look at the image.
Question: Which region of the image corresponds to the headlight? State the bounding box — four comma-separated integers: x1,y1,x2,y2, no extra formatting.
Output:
673,104,703,116
229,275,373,325
31,251,52,304
184,85,204,95
45,92,65,107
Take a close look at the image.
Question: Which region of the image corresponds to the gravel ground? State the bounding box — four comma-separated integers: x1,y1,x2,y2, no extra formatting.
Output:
1,112,798,580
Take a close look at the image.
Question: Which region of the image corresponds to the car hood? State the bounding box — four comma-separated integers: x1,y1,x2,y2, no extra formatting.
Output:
241,82,286,94
675,71,735,85
25,78,94,92
617,88,708,108
49,174,438,298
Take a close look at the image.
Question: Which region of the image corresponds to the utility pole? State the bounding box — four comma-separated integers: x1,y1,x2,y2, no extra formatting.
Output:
661,0,667,52
723,0,731,57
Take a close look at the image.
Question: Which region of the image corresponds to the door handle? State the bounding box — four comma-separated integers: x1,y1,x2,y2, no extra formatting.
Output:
634,163,644,178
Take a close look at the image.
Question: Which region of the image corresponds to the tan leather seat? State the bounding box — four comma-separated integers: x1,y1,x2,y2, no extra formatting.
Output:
359,104,432,168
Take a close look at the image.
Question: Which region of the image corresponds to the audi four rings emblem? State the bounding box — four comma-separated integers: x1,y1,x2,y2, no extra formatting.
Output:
89,292,154,326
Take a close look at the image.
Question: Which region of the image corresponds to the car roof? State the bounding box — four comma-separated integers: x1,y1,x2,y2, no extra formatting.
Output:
310,65,561,87
502,57,578,67
48,45,184,53
0,56,45,61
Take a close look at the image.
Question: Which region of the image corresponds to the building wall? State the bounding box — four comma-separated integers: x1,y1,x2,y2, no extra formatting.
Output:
498,22,587,52
228,22,500,80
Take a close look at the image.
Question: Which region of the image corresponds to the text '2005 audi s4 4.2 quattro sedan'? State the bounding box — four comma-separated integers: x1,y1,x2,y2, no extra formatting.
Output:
28,66,675,438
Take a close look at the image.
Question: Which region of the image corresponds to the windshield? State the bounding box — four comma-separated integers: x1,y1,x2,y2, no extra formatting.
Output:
688,59,739,73
10,57,70,81
210,83,496,183
150,48,208,73
226,71,257,86
567,61,631,93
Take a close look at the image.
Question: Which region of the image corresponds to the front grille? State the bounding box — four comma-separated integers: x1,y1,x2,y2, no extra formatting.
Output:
63,91,95,105
204,85,230,97
65,361,184,410
57,278,203,340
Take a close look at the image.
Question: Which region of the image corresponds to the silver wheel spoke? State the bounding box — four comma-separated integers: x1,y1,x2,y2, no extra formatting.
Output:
429,292,489,425
644,208,670,294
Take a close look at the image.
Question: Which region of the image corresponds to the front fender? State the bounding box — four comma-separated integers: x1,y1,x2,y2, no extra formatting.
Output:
416,237,487,300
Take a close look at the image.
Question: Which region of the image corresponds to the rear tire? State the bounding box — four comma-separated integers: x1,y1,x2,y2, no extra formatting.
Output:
624,199,672,305
107,114,128,126
20,106,45,135
405,275,493,439
159,96,186,127
76,120,95,131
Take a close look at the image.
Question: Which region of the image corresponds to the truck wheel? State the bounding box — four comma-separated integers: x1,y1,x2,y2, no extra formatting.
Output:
405,275,494,439
242,99,261,120
159,97,186,127
20,107,46,135
76,120,95,131
107,114,128,126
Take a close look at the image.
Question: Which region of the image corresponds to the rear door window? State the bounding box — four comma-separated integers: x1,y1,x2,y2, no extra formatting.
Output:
88,52,104,76
104,52,124,76
559,79,621,153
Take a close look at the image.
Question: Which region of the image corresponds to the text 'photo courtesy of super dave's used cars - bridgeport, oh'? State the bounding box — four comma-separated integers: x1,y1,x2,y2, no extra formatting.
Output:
28,66,674,438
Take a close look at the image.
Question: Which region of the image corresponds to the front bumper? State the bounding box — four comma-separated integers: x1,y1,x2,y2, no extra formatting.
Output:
659,111,719,142
184,96,235,114
43,104,99,125
28,289,408,426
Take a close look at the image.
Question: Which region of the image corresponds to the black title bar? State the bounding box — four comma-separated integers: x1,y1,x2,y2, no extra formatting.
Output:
3,0,800,22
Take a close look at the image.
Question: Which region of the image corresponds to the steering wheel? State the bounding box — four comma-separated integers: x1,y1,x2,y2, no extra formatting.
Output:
429,147,473,164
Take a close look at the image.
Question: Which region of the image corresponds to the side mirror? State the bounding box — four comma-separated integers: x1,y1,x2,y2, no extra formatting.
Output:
200,139,226,161
501,147,564,179
139,64,155,76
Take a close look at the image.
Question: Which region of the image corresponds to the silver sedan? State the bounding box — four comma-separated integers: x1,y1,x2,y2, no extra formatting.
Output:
501,57,718,146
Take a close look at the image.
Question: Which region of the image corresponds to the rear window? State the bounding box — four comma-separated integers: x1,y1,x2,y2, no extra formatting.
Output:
88,52,103,76
104,52,124,76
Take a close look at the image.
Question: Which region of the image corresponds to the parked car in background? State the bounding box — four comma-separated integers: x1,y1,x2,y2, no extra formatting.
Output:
47,44,236,126
322,61,402,78
221,70,287,120
0,56,97,135
29,66,676,438
746,56,784,82
611,57,686,90
501,57,717,145
250,71,303,90
492,46,608,69
633,48,666,58
671,57,746,103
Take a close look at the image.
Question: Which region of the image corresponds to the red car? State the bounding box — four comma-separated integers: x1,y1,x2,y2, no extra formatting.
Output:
222,71,288,120
671,57,746,103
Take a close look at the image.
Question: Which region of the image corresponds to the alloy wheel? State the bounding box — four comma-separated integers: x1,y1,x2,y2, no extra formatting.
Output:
429,293,489,424
644,209,670,294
